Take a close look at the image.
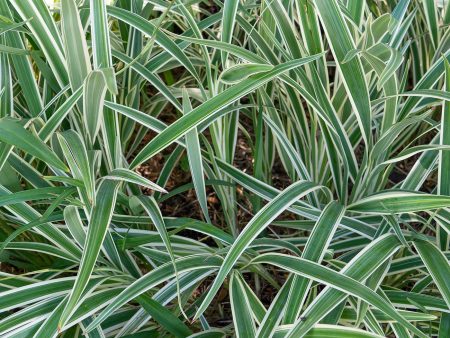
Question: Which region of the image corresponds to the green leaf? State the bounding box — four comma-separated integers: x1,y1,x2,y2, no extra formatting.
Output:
57,130,95,204
182,89,210,223
348,191,450,214
105,168,167,193
221,0,239,66
438,58,450,249
85,255,222,332
413,240,450,309
194,180,327,319
286,234,403,336
64,205,86,248
37,86,83,143
9,0,68,87
136,295,192,337
130,55,323,169
253,253,427,338
229,272,257,337
107,5,200,82
59,179,120,327
220,63,274,84
91,0,121,169
273,324,385,338
314,0,372,148
61,0,91,91
83,71,107,144
283,201,345,323
0,118,67,172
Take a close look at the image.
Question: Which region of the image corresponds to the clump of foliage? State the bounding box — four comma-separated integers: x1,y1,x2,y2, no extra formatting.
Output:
0,0,449,337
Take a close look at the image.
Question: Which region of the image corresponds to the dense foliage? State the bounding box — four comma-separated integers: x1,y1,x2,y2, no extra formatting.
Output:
0,0,449,337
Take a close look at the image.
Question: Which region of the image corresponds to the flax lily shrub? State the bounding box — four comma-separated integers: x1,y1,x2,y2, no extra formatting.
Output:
0,0,449,337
